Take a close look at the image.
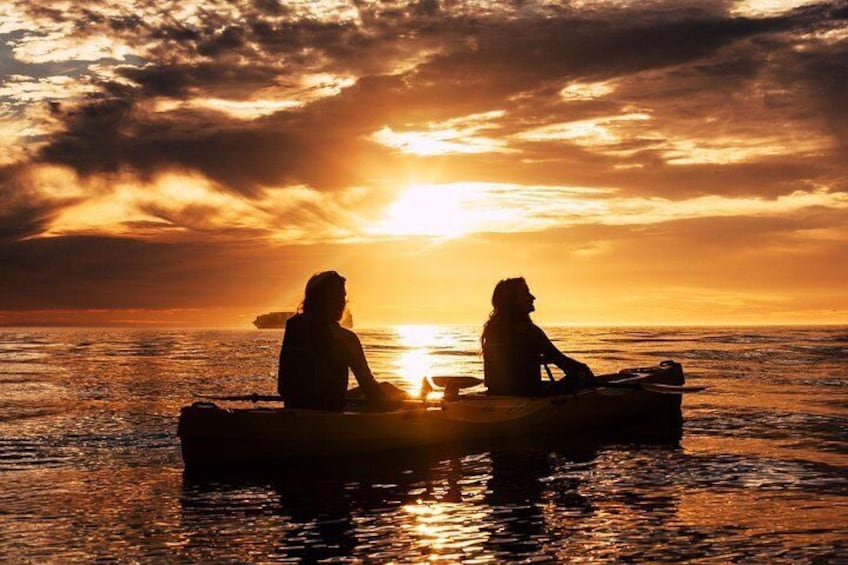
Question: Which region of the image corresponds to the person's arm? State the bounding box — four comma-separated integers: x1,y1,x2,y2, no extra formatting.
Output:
532,325,593,379
342,330,386,403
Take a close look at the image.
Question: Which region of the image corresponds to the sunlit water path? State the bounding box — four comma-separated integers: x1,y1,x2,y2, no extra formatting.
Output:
0,326,846,562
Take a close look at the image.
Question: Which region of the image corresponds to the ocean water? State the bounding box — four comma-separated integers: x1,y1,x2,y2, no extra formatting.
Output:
0,325,846,563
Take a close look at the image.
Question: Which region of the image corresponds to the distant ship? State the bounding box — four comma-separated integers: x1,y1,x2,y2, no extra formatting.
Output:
252,311,294,329
252,309,353,329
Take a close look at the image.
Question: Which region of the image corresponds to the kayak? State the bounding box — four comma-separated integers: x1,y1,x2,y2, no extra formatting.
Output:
178,360,687,470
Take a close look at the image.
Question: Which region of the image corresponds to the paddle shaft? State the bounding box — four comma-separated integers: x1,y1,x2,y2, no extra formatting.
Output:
593,382,707,394
195,375,705,403
197,393,284,402
195,393,428,408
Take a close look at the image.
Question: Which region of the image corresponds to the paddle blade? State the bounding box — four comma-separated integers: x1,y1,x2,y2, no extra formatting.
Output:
430,376,483,389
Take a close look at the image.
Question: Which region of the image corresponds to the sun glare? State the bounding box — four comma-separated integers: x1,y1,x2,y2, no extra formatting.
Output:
396,324,440,347
395,325,441,395
398,350,433,392
374,184,472,238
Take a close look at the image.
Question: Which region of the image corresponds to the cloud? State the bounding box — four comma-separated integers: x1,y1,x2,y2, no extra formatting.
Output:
364,181,848,238
1,0,847,323
0,164,81,241
1,202,846,324
17,3,830,194
17,169,378,244
0,235,269,310
370,111,511,155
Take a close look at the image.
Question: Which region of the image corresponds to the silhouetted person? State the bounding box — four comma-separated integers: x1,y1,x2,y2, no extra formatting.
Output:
481,277,594,396
278,271,389,411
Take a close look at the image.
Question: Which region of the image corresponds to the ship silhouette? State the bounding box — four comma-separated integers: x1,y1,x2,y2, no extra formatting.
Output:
252,311,294,329
252,309,353,329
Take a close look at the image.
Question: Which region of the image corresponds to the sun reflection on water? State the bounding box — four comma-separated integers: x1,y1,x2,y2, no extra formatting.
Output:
394,325,440,397
402,501,490,560
395,324,440,348
398,457,493,560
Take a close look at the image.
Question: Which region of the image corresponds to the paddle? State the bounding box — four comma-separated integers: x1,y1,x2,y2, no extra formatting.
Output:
195,377,706,404
547,363,707,395
196,393,283,402
425,374,705,395
594,382,708,394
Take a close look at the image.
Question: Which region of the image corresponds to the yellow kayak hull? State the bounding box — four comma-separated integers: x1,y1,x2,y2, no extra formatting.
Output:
178,361,685,469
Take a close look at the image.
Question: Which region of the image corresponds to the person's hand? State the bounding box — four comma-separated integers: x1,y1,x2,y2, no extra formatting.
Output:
568,361,595,388
378,381,411,401
566,360,590,374
365,382,411,410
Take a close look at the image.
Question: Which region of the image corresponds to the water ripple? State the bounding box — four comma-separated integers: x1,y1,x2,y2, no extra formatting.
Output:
0,326,845,562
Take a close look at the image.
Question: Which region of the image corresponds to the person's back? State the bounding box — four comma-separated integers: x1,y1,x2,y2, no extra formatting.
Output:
277,271,385,411
278,313,352,411
483,317,547,396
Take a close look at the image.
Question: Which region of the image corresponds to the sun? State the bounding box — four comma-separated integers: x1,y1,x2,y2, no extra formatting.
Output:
372,184,472,238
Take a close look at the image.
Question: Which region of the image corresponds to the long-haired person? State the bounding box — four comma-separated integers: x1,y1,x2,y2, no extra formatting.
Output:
481,277,594,396
278,271,390,411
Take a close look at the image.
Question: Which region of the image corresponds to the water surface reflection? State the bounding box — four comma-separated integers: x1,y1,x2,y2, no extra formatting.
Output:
1,326,846,562
179,440,676,563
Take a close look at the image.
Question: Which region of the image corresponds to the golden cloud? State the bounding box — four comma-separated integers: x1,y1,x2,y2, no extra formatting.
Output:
371,110,511,155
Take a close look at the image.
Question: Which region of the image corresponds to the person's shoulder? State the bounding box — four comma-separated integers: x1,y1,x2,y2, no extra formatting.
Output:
335,324,359,339
332,325,364,354
285,313,305,328
523,320,549,339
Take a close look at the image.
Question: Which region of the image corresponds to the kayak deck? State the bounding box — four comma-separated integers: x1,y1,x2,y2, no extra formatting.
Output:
178,360,685,469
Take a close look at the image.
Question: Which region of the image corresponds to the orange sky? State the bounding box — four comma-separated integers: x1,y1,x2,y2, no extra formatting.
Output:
1,1,847,326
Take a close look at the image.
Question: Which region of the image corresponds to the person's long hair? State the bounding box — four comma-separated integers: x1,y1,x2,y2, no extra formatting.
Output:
300,271,347,323
482,277,530,349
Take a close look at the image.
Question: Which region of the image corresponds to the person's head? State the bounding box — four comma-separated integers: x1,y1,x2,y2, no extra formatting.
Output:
301,271,347,322
490,277,535,318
